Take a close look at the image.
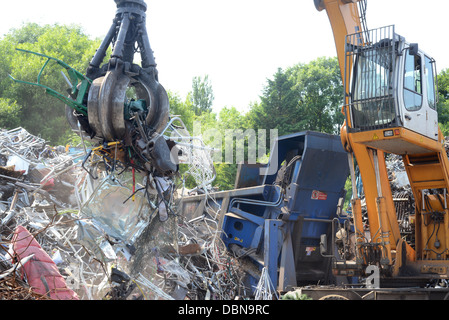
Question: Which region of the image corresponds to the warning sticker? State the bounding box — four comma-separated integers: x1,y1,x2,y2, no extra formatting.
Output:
311,190,327,200
306,247,316,256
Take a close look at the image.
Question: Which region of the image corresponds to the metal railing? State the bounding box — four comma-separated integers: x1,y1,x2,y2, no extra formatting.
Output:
344,25,400,132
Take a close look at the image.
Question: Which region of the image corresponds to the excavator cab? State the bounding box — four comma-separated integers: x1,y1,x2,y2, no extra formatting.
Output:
344,25,439,152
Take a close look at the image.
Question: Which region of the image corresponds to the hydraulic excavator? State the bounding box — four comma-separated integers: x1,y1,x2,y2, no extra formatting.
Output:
315,0,449,289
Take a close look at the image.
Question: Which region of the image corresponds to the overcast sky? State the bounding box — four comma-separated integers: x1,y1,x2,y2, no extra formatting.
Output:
2,0,448,113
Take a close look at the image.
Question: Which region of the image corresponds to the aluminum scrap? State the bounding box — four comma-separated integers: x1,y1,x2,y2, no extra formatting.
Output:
0,126,247,300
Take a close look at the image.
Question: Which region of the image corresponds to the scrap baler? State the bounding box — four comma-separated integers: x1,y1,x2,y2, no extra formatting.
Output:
181,131,350,293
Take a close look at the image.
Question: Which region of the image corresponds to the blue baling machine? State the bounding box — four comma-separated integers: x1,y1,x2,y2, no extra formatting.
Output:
181,131,350,293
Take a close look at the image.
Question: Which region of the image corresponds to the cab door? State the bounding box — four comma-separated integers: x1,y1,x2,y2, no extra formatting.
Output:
400,48,438,140
423,55,438,139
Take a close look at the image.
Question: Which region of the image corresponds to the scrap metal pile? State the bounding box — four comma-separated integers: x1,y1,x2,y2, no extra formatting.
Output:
2,0,248,300
0,126,246,300
351,153,414,237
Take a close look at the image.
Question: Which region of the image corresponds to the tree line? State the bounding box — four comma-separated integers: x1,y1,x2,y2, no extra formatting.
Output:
1,23,449,190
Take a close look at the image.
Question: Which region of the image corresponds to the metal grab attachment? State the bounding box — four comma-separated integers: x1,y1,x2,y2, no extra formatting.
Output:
83,0,169,141
81,0,174,177
10,0,176,178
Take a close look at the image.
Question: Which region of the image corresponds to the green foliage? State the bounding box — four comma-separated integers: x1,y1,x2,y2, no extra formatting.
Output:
0,98,21,129
437,69,449,126
437,68,449,136
438,68,449,100
343,177,353,211
190,75,214,115
168,91,196,132
5,23,52,44
248,57,343,137
291,57,343,134
439,122,449,137
173,104,245,191
213,163,238,190
211,107,249,190
248,67,301,136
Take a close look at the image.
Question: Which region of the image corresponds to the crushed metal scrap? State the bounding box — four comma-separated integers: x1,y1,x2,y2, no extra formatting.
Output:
2,0,248,300
0,126,248,300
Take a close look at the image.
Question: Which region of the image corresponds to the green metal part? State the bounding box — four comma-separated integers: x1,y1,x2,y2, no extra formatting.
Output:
8,49,92,116
124,99,147,120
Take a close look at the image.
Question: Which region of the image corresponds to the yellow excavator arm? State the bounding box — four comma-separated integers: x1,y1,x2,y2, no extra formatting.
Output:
314,0,362,82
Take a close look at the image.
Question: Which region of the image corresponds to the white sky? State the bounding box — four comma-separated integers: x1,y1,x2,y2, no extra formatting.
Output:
2,0,449,113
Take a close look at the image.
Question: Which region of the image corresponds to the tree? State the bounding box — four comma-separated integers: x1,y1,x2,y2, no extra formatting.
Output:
437,68,449,133
248,68,302,136
291,57,343,134
0,98,21,129
438,68,449,100
190,75,214,115
211,107,248,190
249,57,343,137
168,90,196,133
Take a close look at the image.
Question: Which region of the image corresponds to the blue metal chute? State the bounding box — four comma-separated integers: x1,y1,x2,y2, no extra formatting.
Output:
220,131,350,292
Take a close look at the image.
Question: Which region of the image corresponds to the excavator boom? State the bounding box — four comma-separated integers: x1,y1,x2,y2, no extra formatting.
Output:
314,0,363,83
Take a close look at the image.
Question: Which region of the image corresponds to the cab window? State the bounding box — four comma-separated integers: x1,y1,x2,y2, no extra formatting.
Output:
404,49,422,111
424,56,436,110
